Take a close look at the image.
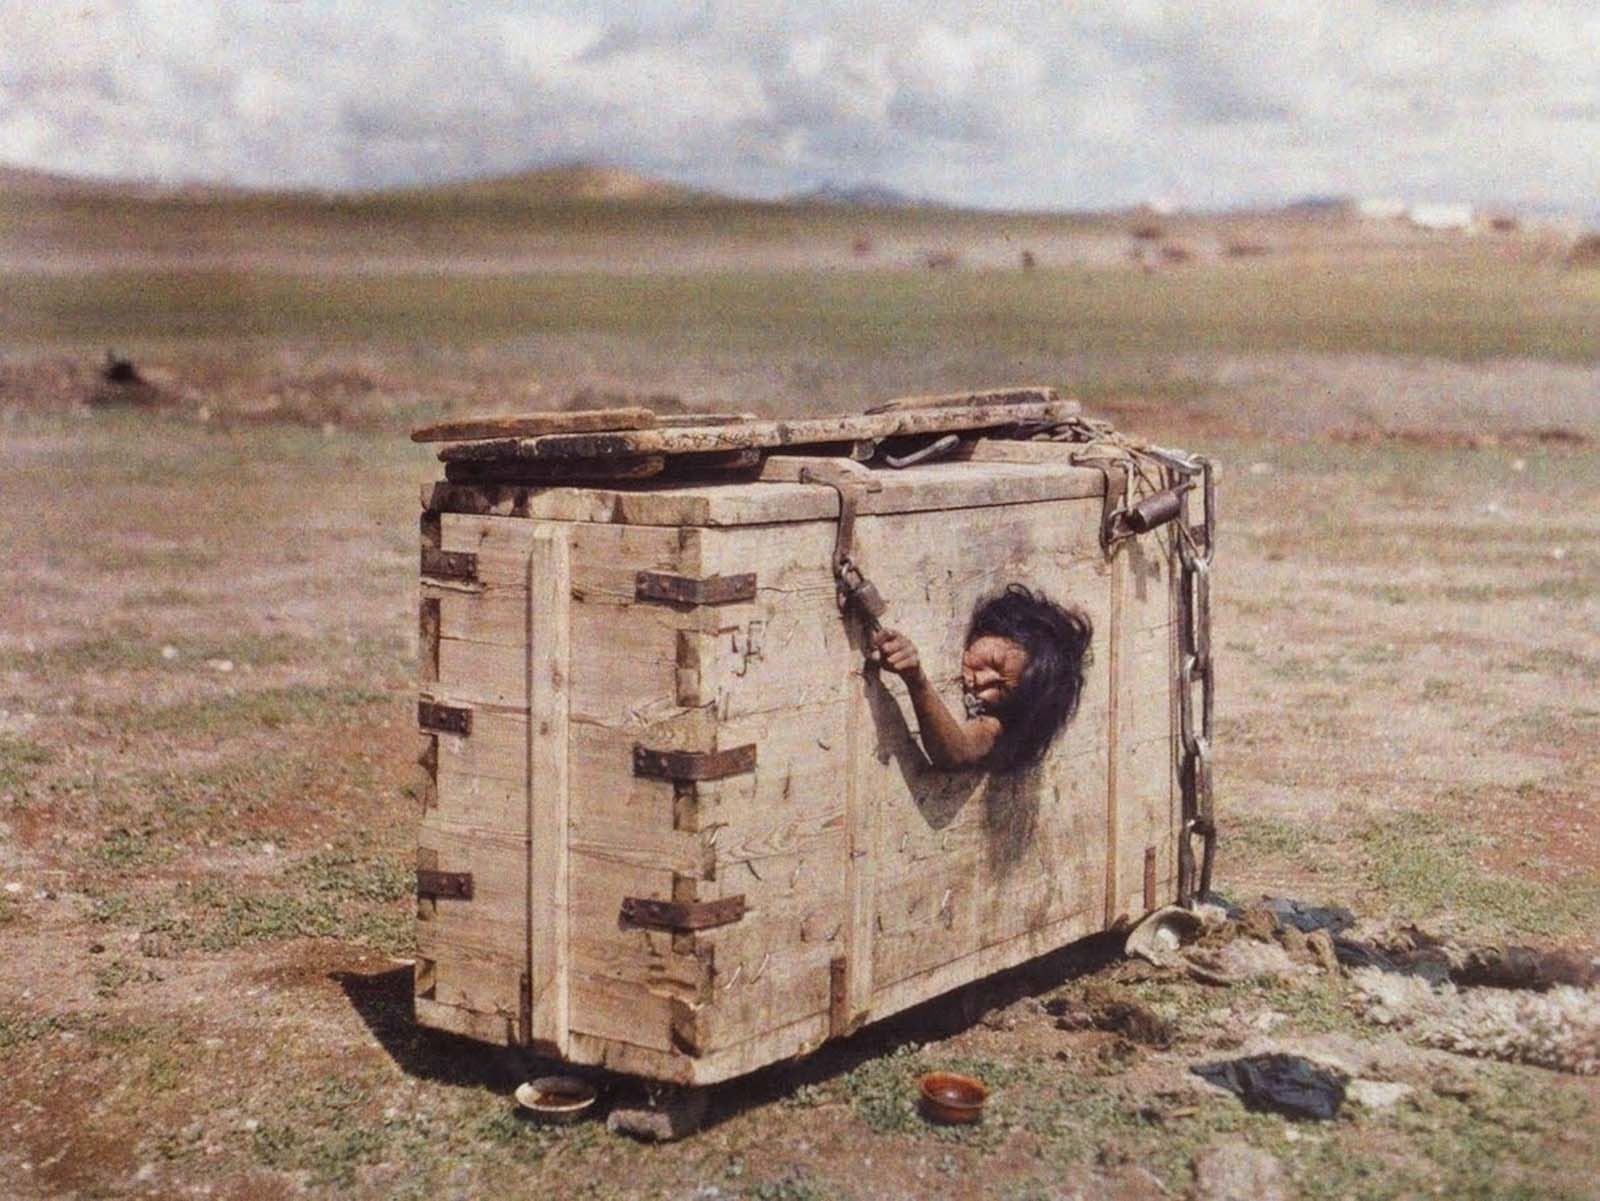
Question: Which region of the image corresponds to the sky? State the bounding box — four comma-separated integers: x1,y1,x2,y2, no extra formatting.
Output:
1,0,1597,213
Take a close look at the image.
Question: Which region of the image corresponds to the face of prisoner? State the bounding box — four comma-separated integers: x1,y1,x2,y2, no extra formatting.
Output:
961,634,1028,711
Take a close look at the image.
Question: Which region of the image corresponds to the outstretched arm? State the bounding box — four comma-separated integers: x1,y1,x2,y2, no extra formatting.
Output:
871,629,1001,769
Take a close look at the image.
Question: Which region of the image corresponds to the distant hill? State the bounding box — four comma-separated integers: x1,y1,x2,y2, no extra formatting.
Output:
0,164,259,201
397,163,715,206
792,181,921,208
0,160,718,208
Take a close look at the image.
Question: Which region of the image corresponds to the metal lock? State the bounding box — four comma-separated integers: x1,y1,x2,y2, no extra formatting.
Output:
848,575,887,620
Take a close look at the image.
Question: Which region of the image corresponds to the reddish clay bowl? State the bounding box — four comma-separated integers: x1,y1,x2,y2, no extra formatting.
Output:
514,1076,597,1124
918,1072,989,1124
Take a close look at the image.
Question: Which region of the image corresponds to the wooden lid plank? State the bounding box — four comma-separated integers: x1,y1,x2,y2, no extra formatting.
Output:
411,406,658,444
438,396,1079,462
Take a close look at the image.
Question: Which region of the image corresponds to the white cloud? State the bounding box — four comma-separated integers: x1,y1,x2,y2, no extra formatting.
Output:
0,0,1593,212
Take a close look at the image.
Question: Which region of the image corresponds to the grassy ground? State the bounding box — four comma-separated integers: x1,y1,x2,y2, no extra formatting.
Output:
5,256,1598,363
1,402,1595,1200
0,196,1598,1197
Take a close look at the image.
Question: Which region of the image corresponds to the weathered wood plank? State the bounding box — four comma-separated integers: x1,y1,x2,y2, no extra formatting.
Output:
527,524,571,1053
413,995,516,1045
444,455,666,484
412,406,658,443
425,459,1103,529
438,397,1080,461
863,386,1059,414
566,850,680,1051
1114,529,1180,918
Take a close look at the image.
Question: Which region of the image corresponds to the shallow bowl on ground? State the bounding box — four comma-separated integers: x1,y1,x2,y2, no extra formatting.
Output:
918,1072,988,1124
514,1076,598,1124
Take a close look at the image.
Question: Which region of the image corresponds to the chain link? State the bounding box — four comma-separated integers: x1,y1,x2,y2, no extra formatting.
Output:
1165,452,1216,904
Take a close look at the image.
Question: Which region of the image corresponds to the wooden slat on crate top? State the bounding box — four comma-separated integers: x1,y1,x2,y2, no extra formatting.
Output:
862,385,1057,414
436,396,1081,462
411,406,658,443
423,459,1106,528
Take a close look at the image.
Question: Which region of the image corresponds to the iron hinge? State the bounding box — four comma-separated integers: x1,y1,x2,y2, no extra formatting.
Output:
417,869,473,900
420,547,478,583
619,894,746,932
635,571,757,606
632,743,757,781
418,699,472,736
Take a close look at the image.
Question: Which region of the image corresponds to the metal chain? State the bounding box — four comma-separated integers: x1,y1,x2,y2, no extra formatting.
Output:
1159,447,1216,905
1036,423,1217,906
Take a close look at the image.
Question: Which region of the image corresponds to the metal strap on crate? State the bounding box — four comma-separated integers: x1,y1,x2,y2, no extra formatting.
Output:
798,460,889,632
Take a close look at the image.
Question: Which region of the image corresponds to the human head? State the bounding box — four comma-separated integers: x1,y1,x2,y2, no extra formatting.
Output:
963,584,1094,770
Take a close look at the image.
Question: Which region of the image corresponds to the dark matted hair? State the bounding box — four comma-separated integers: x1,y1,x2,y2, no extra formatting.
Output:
966,584,1093,770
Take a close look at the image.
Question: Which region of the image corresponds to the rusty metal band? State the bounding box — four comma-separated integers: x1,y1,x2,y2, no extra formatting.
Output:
635,571,758,606
418,699,472,737
417,869,474,900
618,894,746,932
632,743,757,782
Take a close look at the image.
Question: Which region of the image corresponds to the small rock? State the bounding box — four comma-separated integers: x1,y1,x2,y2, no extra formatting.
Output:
1551,546,1567,561
1347,1079,1414,1110
241,1118,260,1132
1193,1140,1287,1201
3,881,23,895
160,645,179,661
206,658,234,673
607,1087,708,1142
1187,939,1297,986
88,941,106,954
1305,930,1340,975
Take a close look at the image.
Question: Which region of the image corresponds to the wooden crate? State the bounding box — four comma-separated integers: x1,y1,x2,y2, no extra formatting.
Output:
413,441,1188,1084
